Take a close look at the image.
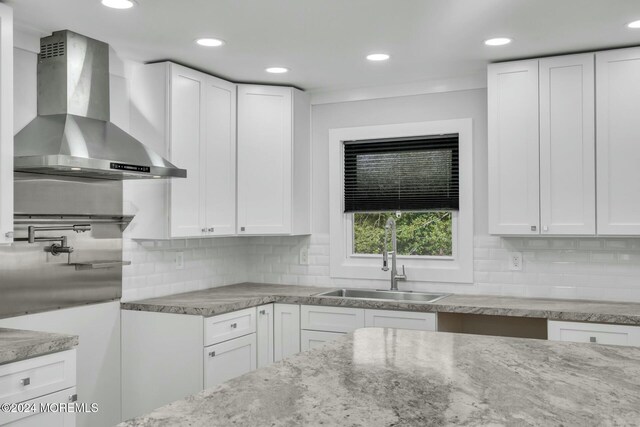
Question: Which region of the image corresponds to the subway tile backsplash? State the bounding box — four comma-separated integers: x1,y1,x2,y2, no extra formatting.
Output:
122,234,640,303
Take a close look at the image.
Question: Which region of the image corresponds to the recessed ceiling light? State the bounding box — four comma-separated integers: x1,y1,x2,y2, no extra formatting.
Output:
195,38,225,47
628,20,640,29
366,53,390,61
265,67,289,74
101,0,135,9
484,37,512,46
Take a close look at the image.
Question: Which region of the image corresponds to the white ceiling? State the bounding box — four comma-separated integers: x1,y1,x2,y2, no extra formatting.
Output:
5,0,640,92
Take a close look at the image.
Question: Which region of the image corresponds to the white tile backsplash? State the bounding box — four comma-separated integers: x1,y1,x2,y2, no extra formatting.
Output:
122,233,640,303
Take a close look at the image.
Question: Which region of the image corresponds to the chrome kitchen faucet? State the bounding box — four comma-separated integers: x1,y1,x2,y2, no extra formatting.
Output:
382,216,407,291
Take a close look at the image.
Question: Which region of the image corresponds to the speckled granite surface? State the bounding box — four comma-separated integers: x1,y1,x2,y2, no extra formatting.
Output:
0,328,78,365
121,282,640,325
119,328,640,426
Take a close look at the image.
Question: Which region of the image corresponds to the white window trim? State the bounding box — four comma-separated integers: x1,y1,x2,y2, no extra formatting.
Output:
329,119,473,283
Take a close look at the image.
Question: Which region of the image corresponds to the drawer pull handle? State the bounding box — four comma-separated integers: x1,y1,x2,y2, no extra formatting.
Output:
20,378,30,386
209,351,216,357
68,394,78,402
230,323,237,329
259,310,266,315
590,336,597,343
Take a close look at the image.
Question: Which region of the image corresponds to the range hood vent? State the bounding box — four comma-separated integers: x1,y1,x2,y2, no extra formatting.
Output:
14,30,186,180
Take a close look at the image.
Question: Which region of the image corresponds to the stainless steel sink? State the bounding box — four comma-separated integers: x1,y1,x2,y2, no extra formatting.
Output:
315,289,449,303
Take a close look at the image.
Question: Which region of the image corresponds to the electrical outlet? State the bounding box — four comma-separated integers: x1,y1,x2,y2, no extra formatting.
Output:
175,252,184,270
509,252,523,271
299,247,309,265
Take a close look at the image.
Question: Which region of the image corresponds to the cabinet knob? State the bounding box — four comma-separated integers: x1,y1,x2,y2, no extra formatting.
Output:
230,322,237,329
201,228,207,233
259,310,266,315
68,394,78,402
5,231,13,239
240,227,246,232
20,377,30,386
543,226,548,232
590,336,597,343
530,225,537,232
208,227,214,232
209,351,216,357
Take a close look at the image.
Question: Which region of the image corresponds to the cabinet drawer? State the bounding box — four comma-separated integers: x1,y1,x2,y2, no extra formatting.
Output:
301,305,364,333
0,350,76,405
548,321,640,347
203,333,256,389
0,386,77,426
204,308,256,346
300,330,344,352
364,310,436,331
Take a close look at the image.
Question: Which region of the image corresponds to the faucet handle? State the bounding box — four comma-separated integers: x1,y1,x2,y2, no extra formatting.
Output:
398,265,407,280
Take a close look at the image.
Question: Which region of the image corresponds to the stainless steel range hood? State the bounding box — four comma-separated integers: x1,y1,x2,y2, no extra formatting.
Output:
14,30,187,180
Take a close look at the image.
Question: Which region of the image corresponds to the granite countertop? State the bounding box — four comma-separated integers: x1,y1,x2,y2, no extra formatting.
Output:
121,282,640,325
0,328,78,365
119,328,640,426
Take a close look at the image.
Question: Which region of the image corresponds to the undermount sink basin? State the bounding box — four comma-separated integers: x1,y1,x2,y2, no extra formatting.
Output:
315,289,450,303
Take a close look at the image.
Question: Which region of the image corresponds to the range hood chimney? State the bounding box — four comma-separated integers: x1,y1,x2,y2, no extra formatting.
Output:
14,30,187,180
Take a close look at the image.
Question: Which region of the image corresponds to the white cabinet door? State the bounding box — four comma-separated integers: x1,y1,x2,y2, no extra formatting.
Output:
539,54,596,235
0,387,76,427
548,320,640,347
274,304,300,361
203,78,236,236
237,85,292,235
203,333,256,389
300,330,344,351
488,60,540,235
0,3,12,245
169,66,205,238
364,310,436,331
300,305,365,333
596,47,640,235
256,304,274,368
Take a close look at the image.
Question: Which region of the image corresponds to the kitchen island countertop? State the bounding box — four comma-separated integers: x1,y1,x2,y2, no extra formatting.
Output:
119,328,640,426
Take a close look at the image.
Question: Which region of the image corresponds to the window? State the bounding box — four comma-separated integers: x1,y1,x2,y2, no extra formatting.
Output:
353,211,453,257
329,119,473,283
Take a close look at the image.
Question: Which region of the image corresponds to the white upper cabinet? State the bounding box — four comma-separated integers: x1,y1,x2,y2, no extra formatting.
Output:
539,54,595,235
489,54,599,236
596,47,640,235
126,62,236,239
237,85,311,235
0,3,12,245
488,60,540,235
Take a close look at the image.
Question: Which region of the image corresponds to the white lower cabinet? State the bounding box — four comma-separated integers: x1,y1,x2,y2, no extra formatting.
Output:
301,330,345,351
299,305,437,350
203,333,257,388
1,387,77,427
0,350,77,427
548,320,640,347
256,304,274,368
274,304,300,361
301,305,365,333
364,309,436,331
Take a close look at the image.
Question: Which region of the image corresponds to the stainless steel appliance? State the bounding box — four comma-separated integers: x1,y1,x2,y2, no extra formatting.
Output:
14,30,186,180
